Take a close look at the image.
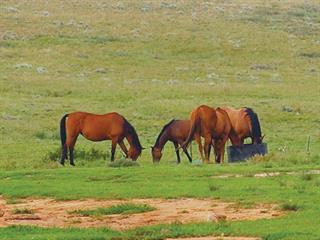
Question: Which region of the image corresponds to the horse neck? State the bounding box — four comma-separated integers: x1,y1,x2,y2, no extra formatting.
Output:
126,133,140,152
154,131,169,150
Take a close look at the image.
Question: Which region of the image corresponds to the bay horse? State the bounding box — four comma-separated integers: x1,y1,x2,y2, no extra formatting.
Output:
59,112,143,165
221,107,263,145
181,105,234,164
151,119,204,163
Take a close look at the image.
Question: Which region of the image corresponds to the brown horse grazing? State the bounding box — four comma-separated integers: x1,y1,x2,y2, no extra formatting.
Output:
181,105,234,164
221,107,263,145
59,112,143,165
151,120,204,164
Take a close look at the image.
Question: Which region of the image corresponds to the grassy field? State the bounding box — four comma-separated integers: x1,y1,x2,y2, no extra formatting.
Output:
0,0,320,239
1,166,320,239
70,203,156,216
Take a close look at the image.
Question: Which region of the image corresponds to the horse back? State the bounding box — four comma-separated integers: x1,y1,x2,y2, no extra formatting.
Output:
169,120,192,141
66,112,126,141
221,107,251,138
197,105,217,130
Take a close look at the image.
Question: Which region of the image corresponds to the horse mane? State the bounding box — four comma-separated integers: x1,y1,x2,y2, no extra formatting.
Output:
124,119,143,151
154,119,175,147
244,107,262,140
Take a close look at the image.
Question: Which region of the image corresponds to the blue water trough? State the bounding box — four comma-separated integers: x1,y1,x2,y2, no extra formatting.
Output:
227,143,268,162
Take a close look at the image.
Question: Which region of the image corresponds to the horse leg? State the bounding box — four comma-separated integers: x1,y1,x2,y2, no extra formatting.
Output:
204,136,212,163
66,133,78,166
60,145,68,165
229,131,241,147
178,139,192,163
195,134,205,162
68,137,77,166
111,138,118,162
173,142,181,164
183,147,192,163
69,145,75,166
214,138,227,164
118,140,128,158
219,136,228,163
208,140,212,161
213,139,220,164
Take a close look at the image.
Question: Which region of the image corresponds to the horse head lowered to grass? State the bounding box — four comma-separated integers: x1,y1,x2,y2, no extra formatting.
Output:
151,119,204,164
59,112,143,166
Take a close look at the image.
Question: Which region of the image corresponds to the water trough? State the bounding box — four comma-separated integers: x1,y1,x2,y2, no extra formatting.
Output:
227,143,268,162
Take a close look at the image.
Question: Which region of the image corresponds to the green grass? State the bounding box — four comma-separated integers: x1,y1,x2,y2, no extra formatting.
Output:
279,203,300,212
0,226,123,240
0,166,320,239
70,203,156,217
1,165,319,201
108,159,140,168
12,208,34,215
1,0,320,239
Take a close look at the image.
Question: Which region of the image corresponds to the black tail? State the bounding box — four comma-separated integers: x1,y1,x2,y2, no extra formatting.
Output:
245,108,262,143
181,113,199,149
60,114,69,146
124,119,143,152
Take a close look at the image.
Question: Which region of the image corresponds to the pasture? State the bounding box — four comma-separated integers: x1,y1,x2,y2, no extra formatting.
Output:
0,0,320,239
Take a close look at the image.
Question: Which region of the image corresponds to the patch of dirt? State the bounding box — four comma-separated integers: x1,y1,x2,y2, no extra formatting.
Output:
211,169,320,179
0,197,284,230
167,237,260,240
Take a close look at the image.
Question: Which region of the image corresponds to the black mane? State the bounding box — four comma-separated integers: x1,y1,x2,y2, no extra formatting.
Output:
154,119,175,147
244,107,262,142
124,119,143,151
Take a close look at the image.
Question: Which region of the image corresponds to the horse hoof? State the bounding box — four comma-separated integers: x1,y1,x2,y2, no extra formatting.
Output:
70,163,75,166
59,161,65,166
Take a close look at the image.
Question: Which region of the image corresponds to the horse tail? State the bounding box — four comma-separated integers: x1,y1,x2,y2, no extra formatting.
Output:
124,118,143,152
60,114,69,147
245,107,262,143
181,110,200,149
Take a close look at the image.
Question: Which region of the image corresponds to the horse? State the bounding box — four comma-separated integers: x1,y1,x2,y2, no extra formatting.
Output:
181,105,233,164
59,112,143,165
151,119,204,163
221,107,263,145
